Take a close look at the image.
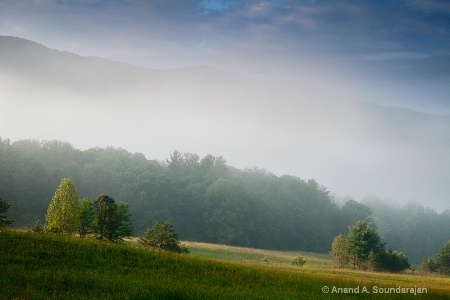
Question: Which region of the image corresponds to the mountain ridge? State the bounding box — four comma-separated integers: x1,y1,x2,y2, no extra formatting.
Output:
1,35,449,209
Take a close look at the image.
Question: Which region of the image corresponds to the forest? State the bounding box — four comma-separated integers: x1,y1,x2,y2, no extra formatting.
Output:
0,137,449,264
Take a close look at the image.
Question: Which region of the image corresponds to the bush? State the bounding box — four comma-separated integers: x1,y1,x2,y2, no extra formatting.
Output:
140,220,189,254
417,258,438,275
291,256,306,266
371,250,410,273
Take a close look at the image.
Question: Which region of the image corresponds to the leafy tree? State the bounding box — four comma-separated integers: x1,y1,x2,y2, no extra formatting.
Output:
45,178,80,234
330,233,349,268
436,241,450,275
93,194,132,242
346,220,385,269
115,201,133,239
33,219,43,232
0,198,13,227
139,220,189,254
79,198,95,237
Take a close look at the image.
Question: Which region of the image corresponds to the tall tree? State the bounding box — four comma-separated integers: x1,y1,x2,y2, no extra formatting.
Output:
93,194,132,242
346,220,385,269
0,198,13,227
79,198,95,237
45,178,80,234
330,234,349,268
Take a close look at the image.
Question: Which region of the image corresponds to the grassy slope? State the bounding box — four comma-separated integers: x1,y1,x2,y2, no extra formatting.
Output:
1,230,449,299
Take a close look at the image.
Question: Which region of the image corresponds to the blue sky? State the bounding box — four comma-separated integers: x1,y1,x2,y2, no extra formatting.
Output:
0,0,449,113
1,1,449,70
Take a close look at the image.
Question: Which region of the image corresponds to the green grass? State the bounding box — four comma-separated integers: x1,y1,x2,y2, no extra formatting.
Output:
1,230,450,299
184,241,332,268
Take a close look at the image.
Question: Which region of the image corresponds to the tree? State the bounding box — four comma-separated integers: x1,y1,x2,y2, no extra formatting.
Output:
330,234,349,268
79,198,95,237
0,198,13,227
115,201,133,239
45,178,80,234
437,241,450,275
291,256,306,266
342,200,375,228
346,220,385,269
33,219,43,232
139,220,189,254
371,249,410,273
93,194,132,242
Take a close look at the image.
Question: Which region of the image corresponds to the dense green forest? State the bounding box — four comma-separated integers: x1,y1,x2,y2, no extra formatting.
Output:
0,137,449,264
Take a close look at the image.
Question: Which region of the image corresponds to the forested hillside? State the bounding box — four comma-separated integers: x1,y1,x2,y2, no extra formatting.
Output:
1,137,449,263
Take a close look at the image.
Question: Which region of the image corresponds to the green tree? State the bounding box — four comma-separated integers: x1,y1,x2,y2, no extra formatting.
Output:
115,201,133,239
79,198,95,237
330,233,349,268
33,219,43,232
0,198,13,227
342,200,375,227
371,249,410,273
436,241,450,275
139,220,189,254
346,220,385,269
93,194,132,242
45,178,80,234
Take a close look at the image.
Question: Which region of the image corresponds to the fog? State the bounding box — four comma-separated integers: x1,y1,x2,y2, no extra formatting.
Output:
1,37,449,211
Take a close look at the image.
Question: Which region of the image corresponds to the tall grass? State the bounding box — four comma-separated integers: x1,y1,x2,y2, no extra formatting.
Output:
1,230,449,299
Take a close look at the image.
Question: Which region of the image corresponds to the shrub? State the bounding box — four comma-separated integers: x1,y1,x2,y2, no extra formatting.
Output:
291,256,306,266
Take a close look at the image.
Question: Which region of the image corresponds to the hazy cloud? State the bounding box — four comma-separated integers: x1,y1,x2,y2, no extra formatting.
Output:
1,1,450,210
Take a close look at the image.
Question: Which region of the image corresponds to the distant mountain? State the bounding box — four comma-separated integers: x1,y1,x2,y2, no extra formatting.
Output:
1,35,449,209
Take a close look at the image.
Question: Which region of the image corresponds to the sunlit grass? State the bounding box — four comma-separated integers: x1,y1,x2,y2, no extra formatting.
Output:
2,229,450,299
184,240,332,268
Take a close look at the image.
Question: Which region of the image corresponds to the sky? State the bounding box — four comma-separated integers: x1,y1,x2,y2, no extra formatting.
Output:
1,0,450,210
1,0,449,113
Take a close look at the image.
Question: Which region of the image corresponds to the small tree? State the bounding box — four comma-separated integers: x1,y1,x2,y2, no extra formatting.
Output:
291,256,306,266
0,198,13,227
140,220,189,254
437,241,450,275
45,178,80,234
93,194,132,242
330,233,349,268
33,219,43,232
417,258,438,274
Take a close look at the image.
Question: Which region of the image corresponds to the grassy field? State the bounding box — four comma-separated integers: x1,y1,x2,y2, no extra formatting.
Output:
1,230,450,299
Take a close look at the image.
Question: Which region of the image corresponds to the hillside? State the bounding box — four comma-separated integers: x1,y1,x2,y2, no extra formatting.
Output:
1,35,450,210
2,230,450,299
1,138,450,264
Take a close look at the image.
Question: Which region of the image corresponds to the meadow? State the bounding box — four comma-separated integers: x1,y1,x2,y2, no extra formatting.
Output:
1,230,450,299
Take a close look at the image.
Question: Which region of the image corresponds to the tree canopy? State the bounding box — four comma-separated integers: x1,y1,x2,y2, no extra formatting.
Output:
93,194,132,242
1,137,449,263
45,178,80,234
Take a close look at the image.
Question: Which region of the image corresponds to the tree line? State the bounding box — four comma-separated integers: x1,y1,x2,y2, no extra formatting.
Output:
28,177,186,253
1,137,449,263
42,178,132,241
